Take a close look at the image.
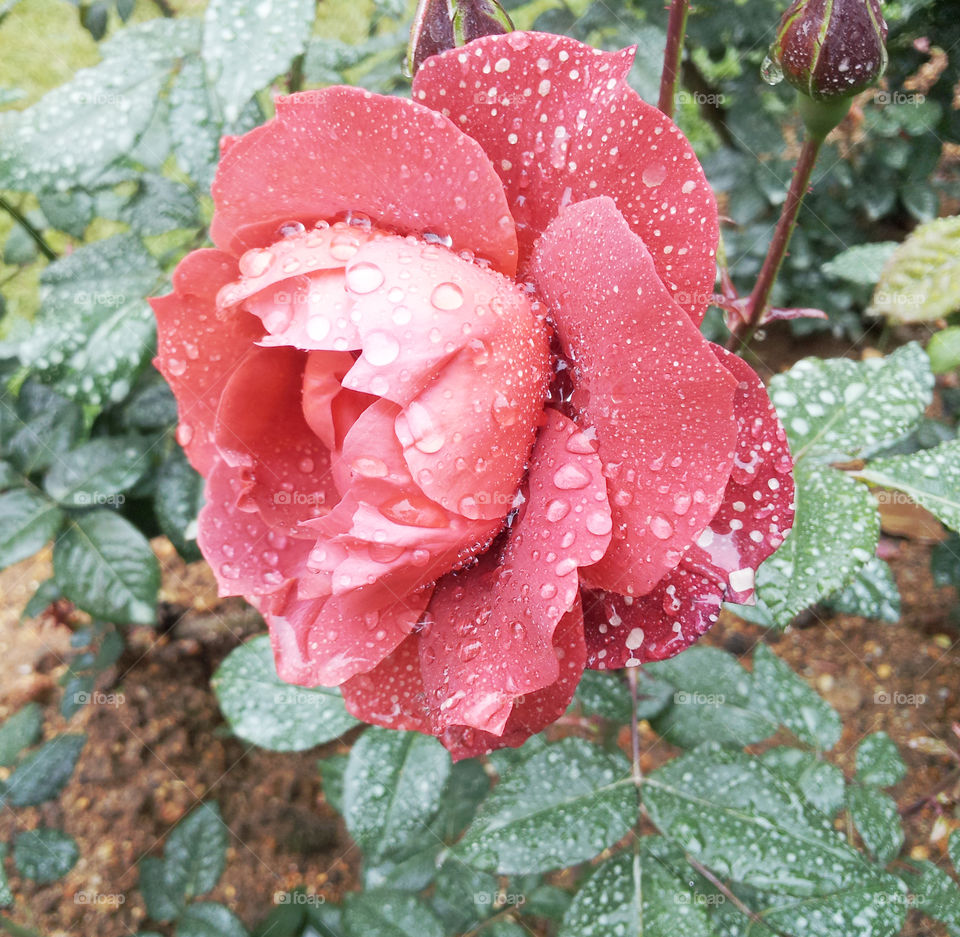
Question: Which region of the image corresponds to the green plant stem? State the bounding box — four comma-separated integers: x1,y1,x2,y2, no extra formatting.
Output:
657,0,691,118
627,667,643,787
0,196,55,262
287,53,305,94
726,135,823,351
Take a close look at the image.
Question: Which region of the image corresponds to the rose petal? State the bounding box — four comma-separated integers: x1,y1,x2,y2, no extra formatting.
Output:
531,196,738,597
442,596,585,760
151,249,262,476
198,462,311,597
582,556,726,669
419,410,611,735
259,582,434,686
412,31,718,321
684,346,796,603
341,631,432,733
210,87,519,276
214,344,338,534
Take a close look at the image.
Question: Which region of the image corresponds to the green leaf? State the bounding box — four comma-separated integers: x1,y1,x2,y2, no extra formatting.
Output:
139,856,183,922
213,635,359,752
0,19,199,191
202,0,314,123
18,234,164,408
858,439,960,533
644,742,902,895
43,436,149,507
0,703,44,767
647,647,778,748
13,829,78,883
575,670,633,723
118,175,200,236
559,846,713,937
22,578,62,619
53,510,160,624
455,737,635,874
825,556,901,623
932,533,960,588
343,728,450,862
950,829,960,876
0,844,11,907
37,190,94,238
0,488,63,567
431,758,489,843
342,890,444,937
430,862,498,933
928,326,960,374
752,644,841,749
164,802,227,902
179,901,250,937
868,215,960,323
6,381,84,475
318,753,347,815
3,225,38,266
848,785,903,863
901,859,960,929
769,343,933,461
759,747,846,817
823,242,898,287
154,448,203,562
756,464,880,626
855,732,906,787
168,58,222,189
1,733,85,806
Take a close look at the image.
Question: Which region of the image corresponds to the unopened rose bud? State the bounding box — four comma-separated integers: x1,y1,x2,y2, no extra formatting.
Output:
409,0,512,75
771,0,888,101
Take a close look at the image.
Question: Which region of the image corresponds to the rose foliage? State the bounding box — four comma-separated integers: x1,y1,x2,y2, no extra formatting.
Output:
152,31,795,759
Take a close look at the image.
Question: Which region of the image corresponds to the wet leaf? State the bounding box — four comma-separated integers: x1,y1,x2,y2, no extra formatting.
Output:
1,733,86,806
0,488,63,568
179,901,250,937
848,785,903,863
154,446,204,562
823,242,897,287
213,636,359,752
342,890,444,937
164,802,227,901
825,556,901,622
455,737,635,873
13,828,78,883
760,747,846,817
0,703,43,766
43,436,149,507
855,732,906,787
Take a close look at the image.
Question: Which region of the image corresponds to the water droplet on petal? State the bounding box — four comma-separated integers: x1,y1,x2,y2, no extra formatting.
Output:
299,457,315,473
586,511,612,536
277,220,306,238
553,463,592,490
238,247,273,277
167,358,186,376
364,330,400,366
431,281,464,311
650,514,674,540
546,498,571,522
642,164,666,187
346,261,385,294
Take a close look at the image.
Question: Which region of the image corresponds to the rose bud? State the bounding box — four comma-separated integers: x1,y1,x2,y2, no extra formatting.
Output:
771,0,888,101
409,0,512,75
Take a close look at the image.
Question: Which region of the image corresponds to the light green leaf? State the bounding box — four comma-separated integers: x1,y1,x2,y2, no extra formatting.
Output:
559,847,713,937
848,786,904,863
202,0,314,123
455,737,635,874
212,635,359,752
757,464,880,626
858,439,960,533
0,488,63,567
868,215,960,323
18,234,164,408
825,556,901,623
823,242,898,287
855,732,906,788
343,728,450,863
769,343,933,461
928,326,960,374
752,644,841,749
13,828,78,883
53,510,160,624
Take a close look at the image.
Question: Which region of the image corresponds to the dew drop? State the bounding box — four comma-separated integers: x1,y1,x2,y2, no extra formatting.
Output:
299,457,315,473
353,457,388,477
432,282,464,311
642,164,667,187
650,514,674,540
364,330,400,366
330,233,360,261
238,247,273,277
586,511,613,536
346,261,385,294
546,498,571,522
761,54,783,85
277,220,306,238
167,358,186,376
553,463,592,490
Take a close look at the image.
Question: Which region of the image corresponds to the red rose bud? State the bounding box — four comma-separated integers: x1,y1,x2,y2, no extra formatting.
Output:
409,0,511,75
770,0,888,101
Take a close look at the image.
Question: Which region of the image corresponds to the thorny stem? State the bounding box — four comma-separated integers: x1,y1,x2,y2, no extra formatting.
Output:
0,195,56,262
726,135,823,351
657,0,691,119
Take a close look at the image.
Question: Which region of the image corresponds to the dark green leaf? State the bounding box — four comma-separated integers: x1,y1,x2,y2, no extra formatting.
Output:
318,753,347,815
53,510,160,624
430,861,498,933
855,732,906,787
0,488,63,567
37,189,94,238
7,382,84,474
213,636,359,752
342,890,444,937
1,733,86,806
950,829,960,876
13,829,78,883
0,844,11,907
825,556,901,623
43,436,149,507
154,447,203,561
179,901,250,937
901,859,960,929
752,644,841,749
3,225,38,266
931,533,960,589
163,802,227,901
343,728,450,862
168,58,221,189
22,578,62,619
0,703,43,766
759,747,846,817
575,670,633,723
455,737,635,874
139,855,183,921
822,242,897,287
119,175,200,236
848,785,903,863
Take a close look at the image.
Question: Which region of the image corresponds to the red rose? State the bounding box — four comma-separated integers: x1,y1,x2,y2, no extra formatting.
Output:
152,32,794,759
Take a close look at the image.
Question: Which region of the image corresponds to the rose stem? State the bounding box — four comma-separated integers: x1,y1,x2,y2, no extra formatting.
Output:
627,667,643,786
657,0,691,118
0,195,56,261
725,135,823,351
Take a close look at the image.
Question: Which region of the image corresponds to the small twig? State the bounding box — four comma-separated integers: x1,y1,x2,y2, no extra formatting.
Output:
658,0,691,118
726,136,822,351
287,52,306,94
0,195,56,261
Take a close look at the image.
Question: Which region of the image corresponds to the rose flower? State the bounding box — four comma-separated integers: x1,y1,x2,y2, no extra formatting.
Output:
152,31,795,759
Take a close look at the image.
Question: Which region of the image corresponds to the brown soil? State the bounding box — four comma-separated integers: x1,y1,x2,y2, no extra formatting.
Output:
1,527,958,937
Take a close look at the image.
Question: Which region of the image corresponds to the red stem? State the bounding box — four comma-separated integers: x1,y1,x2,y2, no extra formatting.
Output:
658,0,691,118
726,135,823,350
